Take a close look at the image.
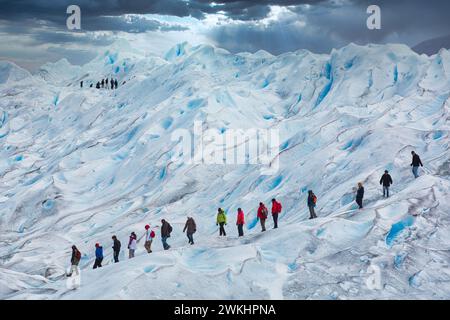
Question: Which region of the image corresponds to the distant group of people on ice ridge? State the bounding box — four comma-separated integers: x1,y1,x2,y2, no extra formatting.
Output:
66,151,424,276
80,77,119,90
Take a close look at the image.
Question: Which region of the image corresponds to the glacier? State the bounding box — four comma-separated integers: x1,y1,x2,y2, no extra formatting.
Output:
0,41,450,299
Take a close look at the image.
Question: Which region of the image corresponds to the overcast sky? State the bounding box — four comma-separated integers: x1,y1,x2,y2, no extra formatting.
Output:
1,0,449,71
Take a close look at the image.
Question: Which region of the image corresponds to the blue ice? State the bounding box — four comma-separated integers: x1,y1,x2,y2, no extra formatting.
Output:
433,131,443,140
248,217,258,230
23,175,42,186
53,94,59,106
344,57,356,70
342,137,363,151
394,253,406,269
288,262,298,272
280,141,289,151
269,175,283,190
159,167,167,180
105,52,118,65
0,111,8,127
393,65,398,83
187,99,204,110
144,266,156,273
409,272,421,287
340,193,354,206
126,126,139,143
315,80,333,107
42,199,54,210
386,216,415,247
162,117,173,130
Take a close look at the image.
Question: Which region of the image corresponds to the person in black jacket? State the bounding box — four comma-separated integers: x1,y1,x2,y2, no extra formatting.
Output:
112,235,121,263
380,170,393,198
411,151,423,179
161,219,172,250
183,217,196,245
356,182,364,209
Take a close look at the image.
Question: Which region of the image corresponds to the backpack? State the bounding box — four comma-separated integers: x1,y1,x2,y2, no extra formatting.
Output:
312,194,317,204
168,224,173,234
75,249,81,260
150,230,155,238
261,207,268,219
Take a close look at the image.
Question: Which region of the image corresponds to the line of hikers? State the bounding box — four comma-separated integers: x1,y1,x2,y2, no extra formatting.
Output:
67,151,424,276
356,151,424,209
80,78,119,90
67,200,281,275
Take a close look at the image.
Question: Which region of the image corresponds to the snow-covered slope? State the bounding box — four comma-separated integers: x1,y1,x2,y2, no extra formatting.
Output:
0,42,449,300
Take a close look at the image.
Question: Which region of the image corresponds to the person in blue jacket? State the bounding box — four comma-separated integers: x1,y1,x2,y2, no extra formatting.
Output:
93,243,103,269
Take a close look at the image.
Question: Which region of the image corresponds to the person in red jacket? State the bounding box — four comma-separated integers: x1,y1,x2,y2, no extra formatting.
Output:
257,202,268,232
236,208,245,237
271,198,282,229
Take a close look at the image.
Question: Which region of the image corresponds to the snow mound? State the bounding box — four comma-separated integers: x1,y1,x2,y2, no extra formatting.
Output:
0,61,31,85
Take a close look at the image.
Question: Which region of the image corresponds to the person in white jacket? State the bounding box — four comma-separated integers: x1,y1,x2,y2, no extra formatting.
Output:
144,225,155,253
128,232,137,259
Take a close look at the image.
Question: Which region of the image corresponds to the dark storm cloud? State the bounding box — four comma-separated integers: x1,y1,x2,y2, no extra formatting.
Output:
209,0,450,55
0,1,327,23
2,0,448,46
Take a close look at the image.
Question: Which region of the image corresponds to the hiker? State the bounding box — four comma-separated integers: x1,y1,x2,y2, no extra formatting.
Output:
105,78,108,86
216,208,227,236
112,235,121,263
411,151,423,178
236,208,245,237
101,79,105,88
161,219,172,250
110,78,114,89
67,245,81,277
96,82,100,89
307,190,318,219
144,225,155,253
80,81,83,88
115,79,118,89
257,202,268,232
183,217,196,245
380,170,393,198
128,232,137,258
356,182,364,209
271,198,282,229
93,243,103,269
